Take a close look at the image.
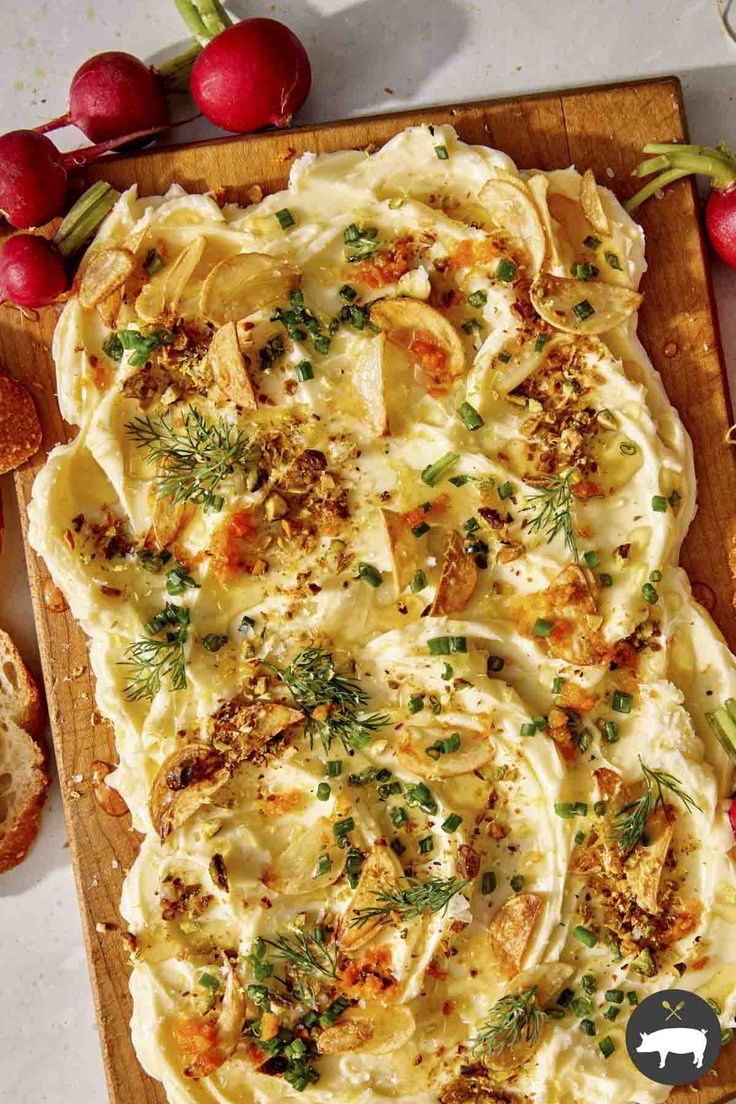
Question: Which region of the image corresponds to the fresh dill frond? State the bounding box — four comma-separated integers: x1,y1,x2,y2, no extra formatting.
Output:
349,875,470,929
470,987,545,1056
120,603,190,702
611,757,701,854
265,645,389,754
125,406,257,508
262,928,338,984
522,466,578,561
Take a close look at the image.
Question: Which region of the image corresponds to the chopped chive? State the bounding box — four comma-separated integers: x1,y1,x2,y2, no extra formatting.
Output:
572,299,594,322
627,991,639,1006
612,690,632,713
392,806,409,828
441,813,463,833
449,473,474,486
570,262,599,280
435,144,449,160
554,802,588,818
358,562,383,587
604,251,623,271
316,782,331,801
652,494,668,512
557,987,575,1007
599,1036,615,1058
467,289,488,307
584,551,600,569
520,722,537,737
411,521,430,537
603,1005,620,1022
573,924,597,947
496,258,517,282
333,817,354,844
458,402,484,430
669,489,681,508
390,837,406,856
532,715,547,730
275,208,295,230
410,570,428,593
576,728,592,753
239,614,256,635
296,360,314,381
581,974,597,995
428,636,451,655
605,988,624,1004
461,318,481,334
583,235,601,250
642,582,659,604
315,853,331,876
552,676,564,694
421,451,460,487
532,618,554,637
510,874,525,892
482,871,497,894
620,440,637,455
325,760,342,777
574,830,586,845
579,1019,597,1036
202,633,228,653
650,569,663,582
498,351,512,363
602,720,619,743
408,694,425,714
449,636,468,653
339,284,357,301
598,573,613,587
199,971,220,992
462,517,480,535
405,781,438,814
487,655,505,674
418,835,434,854
498,480,513,500
594,800,608,816
534,332,549,352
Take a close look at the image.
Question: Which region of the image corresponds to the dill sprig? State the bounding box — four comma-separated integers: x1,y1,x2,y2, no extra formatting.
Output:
265,646,389,754
125,406,257,508
262,928,338,985
522,466,578,561
611,757,701,854
470,987,545,1057
120,603,190,702
349,875,470,929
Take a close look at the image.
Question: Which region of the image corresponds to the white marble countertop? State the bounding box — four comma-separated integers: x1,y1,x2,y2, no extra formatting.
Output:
2,1,736,1100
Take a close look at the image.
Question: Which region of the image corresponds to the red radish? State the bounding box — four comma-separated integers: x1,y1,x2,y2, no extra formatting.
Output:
627,142,736,267
38,52,167,144
0,234,68,308
190,18,311,133
0,124,166,229
729,796,736,839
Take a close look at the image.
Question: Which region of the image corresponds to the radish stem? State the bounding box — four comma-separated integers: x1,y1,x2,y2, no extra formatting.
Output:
634,155,670,178
157,44,201,93
174,0,220,45
35,112,72,135
61,124,168,167
53,181,119,258
625,168,693,213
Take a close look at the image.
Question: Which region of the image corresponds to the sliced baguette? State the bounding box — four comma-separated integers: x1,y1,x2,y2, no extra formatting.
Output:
0,629,49,873
0,373,42,475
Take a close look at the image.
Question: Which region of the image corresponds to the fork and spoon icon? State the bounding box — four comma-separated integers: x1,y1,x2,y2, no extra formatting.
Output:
662,1000,686,1021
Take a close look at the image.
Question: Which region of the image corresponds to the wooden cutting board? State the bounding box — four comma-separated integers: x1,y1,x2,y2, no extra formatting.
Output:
3,76,736,1104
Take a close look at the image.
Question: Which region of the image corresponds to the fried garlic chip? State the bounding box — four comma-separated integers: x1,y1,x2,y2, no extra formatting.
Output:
530,271,642,335
488,892,544,977
480,176,546,273
580,168,611,237
79,247,135,310
317,1003,415,1055
431,529,478,615
149,743,231,842
340,843,404,952
396,725,492,779
370,297,465,384
263,817,346,895
381,507,419,591
209,321,258,410
200,252,300,325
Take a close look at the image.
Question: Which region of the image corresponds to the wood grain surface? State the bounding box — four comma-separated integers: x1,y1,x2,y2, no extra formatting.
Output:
3,77,736,1104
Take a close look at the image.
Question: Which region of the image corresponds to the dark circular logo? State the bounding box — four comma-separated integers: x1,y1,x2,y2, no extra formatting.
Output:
625,989,721,1086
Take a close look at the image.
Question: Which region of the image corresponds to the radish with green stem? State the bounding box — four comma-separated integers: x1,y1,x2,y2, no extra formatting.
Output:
0,125,165,229
627,142,736,268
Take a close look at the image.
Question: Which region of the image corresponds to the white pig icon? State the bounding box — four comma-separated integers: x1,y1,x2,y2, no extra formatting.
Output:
636,1027,708,1069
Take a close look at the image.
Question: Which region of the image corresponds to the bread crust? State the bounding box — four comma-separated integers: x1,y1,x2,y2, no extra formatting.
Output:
0,374,42,475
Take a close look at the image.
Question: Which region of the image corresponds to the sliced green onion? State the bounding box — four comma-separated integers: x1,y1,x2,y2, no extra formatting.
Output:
642,582,659,604
577,728,592,753
458,402,484,430
599,1036,615,1058
296,360,314,382
482,871,496,894
572,299,594,322
467,289,488,307
520,722,537,738
405,781,438,814
584,551,600,569
650,569,663,582
628,991,639,1006
571,262,599,281
339,284,357,301
498,481,514,500
392,806,409,828
199,971,220,992
652,494,668,512
552,676,564,694
534,332,549,352
574,830,586,845
532,618,554,637
496,258,517,282
410,569,428,593
449,473,474,486
603,1005,620,1022
669,489,681,508
435,144,449,160
275,208,295,230
579,1019,597,1036
554,802,588,818
428,636,451,655
605,989,624,1004
441,813,462,833
612,690,632,713
408,694,425,714
418,835,434,854
333,817,354,844
573,925,597,947
421,451,460,487
316,782,331,801
325,760,342,777
602,720,619,743
461,318,481,334
581,974,597,995
449,636,468,653
358,562,383,587
462,516,480,535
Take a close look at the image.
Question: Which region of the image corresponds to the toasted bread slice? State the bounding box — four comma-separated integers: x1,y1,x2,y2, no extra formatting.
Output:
0,629,48,872
0,374,42,475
